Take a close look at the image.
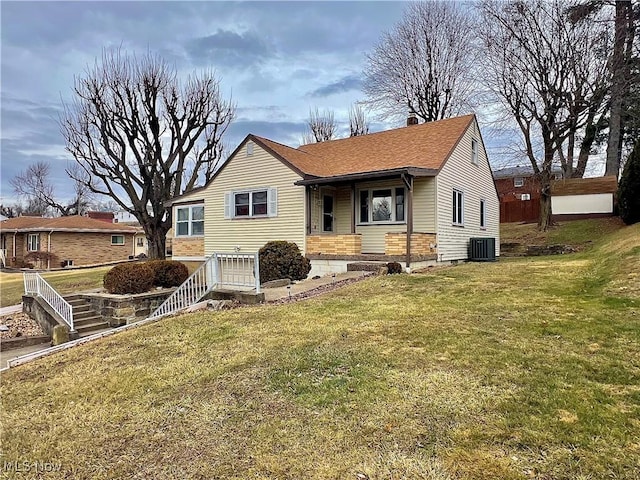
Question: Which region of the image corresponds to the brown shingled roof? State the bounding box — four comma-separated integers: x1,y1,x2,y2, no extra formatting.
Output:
551,176,618,196
253,114,475,179
0,215,142,233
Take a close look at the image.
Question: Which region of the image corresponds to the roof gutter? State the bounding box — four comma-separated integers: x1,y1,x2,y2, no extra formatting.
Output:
295,167,438,186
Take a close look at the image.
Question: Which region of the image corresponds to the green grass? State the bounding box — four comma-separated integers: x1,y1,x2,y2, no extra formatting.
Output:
0,267,111,307
1,223,639,479
501,217,624,249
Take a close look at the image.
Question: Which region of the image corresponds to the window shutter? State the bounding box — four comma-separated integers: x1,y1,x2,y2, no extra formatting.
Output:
267,188,277,217
224,193,232,219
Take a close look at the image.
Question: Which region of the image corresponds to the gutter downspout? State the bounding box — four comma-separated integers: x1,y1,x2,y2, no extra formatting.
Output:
48,230,53,269
13,232,16,259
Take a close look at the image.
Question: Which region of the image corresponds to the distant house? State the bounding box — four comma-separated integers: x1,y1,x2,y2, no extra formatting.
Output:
0,216,143,269
167,114,500,274
494,165,563,223
551,176,618,221
86,211,148,256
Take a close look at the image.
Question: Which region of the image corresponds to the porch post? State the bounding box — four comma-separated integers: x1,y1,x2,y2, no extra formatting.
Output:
350,182,356,234
404,174,414,269
306,186,312,235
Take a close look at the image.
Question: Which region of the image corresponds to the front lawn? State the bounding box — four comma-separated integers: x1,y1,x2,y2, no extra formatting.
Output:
0,266,111,307
1,224,639,479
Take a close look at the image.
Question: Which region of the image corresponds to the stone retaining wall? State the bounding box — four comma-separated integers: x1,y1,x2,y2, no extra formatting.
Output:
82,289,176,327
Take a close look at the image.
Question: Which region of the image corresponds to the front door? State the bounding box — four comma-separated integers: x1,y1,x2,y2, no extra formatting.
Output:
322,193,334,233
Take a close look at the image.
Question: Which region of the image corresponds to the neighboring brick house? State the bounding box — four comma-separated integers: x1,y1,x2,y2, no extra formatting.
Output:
0,216,142,269
494,165,564,223
494,165,564,203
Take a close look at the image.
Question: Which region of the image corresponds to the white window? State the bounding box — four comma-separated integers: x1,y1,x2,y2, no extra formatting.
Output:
136,237,145,247
471,138,478,165
514,177,524,187
111,235,125,245
176,204,205,236
224,188,277,219
27,234,40,251
452,189,464,226
480,199,486,228
521,193,531,201
359,187,405,224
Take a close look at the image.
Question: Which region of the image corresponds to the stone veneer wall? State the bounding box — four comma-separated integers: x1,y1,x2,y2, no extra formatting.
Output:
385,233,437,256
82,289,175,327
172,237,205,258
306,234,362,255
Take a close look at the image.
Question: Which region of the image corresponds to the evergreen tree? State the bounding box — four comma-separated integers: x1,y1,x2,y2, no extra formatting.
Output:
618,139,640,225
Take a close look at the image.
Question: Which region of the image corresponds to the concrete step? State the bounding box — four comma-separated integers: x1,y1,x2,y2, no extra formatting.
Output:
74,316,103,327
72,304,92,313
73,308,97,320
76,321,110,335
64,295,85,302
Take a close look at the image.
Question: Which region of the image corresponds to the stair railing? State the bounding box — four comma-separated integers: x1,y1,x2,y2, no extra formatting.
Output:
149,251,260,319
23,272,75,332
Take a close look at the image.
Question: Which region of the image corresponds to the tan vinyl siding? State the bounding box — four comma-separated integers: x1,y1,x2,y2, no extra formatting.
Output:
413,177,436,233
202,142,306,254
435,120,500,261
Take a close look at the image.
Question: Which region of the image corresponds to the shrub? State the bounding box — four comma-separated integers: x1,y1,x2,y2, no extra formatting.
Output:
618,139,640,225
24,251,58,269
259,241,311,283
147,260,189,288
386,262,403,274
103,262,154,294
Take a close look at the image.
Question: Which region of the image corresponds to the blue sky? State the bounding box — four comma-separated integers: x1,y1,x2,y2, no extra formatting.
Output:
1,1,526,207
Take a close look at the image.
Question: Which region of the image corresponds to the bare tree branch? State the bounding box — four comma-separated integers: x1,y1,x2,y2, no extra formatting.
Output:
363,1,478,122
60,49,235,258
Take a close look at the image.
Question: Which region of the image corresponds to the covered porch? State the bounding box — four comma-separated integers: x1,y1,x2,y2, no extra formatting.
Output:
297,168,439,271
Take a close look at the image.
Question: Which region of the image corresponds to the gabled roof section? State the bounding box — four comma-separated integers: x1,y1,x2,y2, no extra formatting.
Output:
293,114,475,178
551,176,618,196
0,215,142,233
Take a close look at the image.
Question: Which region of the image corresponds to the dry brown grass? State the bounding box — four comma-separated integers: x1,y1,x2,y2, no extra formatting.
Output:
1,223,639,479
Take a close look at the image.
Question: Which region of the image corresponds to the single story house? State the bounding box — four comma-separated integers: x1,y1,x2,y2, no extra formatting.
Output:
551,176,618,221
167,114,500,275
0,215,143,269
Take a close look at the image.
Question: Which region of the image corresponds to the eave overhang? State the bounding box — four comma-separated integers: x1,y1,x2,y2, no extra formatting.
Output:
294,167,438,186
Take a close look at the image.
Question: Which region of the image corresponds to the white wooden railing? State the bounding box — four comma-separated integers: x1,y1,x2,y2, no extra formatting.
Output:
0,249,6,267
23,272,75,332
149,252,260,320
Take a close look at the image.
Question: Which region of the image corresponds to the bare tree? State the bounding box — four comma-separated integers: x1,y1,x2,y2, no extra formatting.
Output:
363,1,477,122
568,0,637,178
0,203,22,218
305,107,336,143
480,0,611,230
60,49,234,258
10,161,93,216
349,104,370,136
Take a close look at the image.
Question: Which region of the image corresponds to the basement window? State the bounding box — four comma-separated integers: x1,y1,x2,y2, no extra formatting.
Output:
111,235,125,245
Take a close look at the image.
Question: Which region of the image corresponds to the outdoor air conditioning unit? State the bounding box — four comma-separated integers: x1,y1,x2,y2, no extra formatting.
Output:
468,238,496,262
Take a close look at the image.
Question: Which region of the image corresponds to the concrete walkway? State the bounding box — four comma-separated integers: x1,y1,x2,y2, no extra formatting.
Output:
1,342,51,369
0,303,22,316
262,271,372,302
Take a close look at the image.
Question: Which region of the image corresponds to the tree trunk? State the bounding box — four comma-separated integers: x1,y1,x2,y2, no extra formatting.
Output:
605,0,632,178
538,179,553,231
146,225,168,260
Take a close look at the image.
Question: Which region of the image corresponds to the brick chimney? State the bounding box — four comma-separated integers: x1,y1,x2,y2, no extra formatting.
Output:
406,113,418,126
87,211,115,223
